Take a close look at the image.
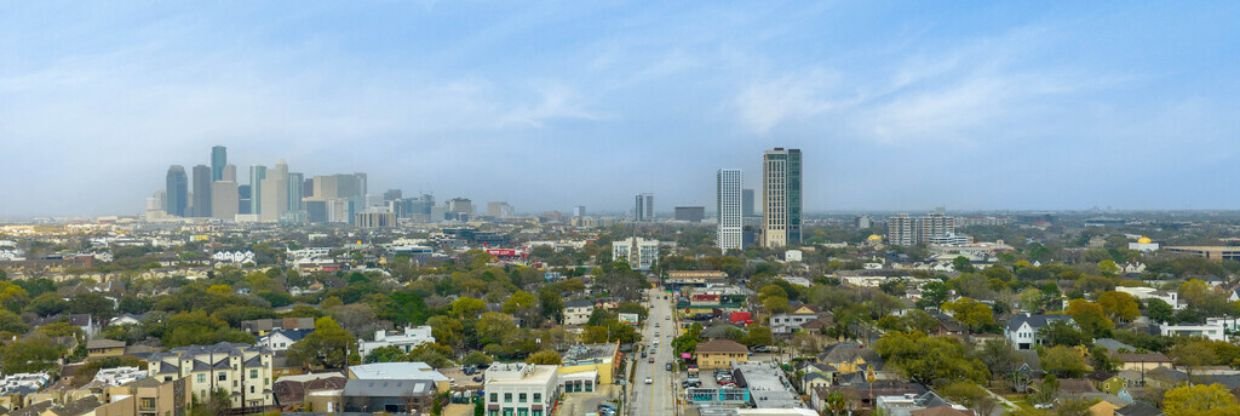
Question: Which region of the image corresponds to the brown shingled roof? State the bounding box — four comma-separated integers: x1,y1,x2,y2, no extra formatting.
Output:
695,339,748,354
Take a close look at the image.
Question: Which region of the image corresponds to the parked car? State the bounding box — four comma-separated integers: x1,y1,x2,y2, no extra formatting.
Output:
598,402,618,413
472,375,484,382
644,377,653,384
648,357,655,364
640,351,647,358
665,362,673,371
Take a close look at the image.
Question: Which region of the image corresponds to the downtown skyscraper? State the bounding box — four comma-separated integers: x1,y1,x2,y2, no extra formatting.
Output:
191,165,212,217
211,164,239,220
165,165,188,217
761,148,802,248
249,165,267,216
260,160,289,222
717,169,743,253
211,145,227,182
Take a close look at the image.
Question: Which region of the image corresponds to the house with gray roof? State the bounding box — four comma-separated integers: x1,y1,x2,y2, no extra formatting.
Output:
1004,313,1074,350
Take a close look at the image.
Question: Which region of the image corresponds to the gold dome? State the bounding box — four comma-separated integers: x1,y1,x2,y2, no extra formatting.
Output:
867,234,883,242
1137,236,1152,244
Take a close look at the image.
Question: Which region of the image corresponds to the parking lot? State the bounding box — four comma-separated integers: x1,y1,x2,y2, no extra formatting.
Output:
554,385,621,416
440,367,484,390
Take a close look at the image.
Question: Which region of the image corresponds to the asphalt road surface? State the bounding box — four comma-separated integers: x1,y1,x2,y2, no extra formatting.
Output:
630,288,678,416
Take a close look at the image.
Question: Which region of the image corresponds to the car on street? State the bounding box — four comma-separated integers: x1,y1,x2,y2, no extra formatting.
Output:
665,362,673,371
648,357,655,364
644,377,653,384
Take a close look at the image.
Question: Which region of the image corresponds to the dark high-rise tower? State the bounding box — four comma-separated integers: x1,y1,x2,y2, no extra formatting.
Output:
238,185,252,215
165,165,188,217
192,164,212,217
742,188,755,217
211,145,227,182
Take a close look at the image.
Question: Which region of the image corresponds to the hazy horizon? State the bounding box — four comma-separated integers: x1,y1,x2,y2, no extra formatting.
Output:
3,2,1239,217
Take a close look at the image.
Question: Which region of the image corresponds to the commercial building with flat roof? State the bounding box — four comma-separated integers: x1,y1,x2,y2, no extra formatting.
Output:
484,363,560,416
559,343,621,389
1164,246,1240,262
734,362,806,409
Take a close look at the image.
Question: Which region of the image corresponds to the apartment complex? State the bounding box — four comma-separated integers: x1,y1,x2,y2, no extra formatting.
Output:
146,343,274,409
761,148,802,248
887,211,956,246
717,169,743,253
611,237,659,271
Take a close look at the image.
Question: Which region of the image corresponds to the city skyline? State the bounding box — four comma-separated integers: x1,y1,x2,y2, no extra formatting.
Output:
4,2,1240,217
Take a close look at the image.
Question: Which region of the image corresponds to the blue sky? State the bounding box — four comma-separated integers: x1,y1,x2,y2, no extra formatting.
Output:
2,1,1239,217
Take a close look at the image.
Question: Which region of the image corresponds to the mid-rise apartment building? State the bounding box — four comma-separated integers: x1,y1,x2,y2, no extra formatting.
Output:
611,237,659,271
887,211,956,246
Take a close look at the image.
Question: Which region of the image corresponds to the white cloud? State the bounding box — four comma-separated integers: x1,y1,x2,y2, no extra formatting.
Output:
733,70,850,135
500,83,606,128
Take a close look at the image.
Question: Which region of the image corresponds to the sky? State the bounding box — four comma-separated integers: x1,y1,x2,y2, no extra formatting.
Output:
2,1,1239,217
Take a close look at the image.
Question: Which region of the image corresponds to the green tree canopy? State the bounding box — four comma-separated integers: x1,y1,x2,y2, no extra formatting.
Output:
943,297,996,333
288,316,354,370
1097,291,1140,323
1163,384,1240,416
1066,299,1113,338
1041,345,1090,378
526,350,562,365
0,334,64,373
875,331,988,384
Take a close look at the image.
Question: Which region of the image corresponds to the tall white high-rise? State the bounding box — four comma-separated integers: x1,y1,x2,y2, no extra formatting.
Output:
717,169,743,253
260,161,289,222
